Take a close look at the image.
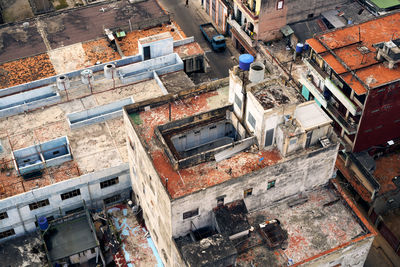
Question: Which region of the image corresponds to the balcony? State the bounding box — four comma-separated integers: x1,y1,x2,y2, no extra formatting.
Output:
234,0,259,21
228,17,257,48
325,103,358,135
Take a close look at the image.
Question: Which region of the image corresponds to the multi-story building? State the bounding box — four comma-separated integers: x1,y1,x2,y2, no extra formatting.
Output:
124,62,376,266
302,12,400,255
0,0,205,250
224,0,348,55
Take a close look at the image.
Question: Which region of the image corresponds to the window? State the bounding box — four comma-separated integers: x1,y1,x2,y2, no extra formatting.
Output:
91,248,96,254
29,199,50,210
217,196,224,206
244,188,253,197
183,208,199,220
65,206,84,215
277,0,284,10
308,13,314,18
60,189,81,200
100,177,119,189
248,112,256,129
0,212,8,220
0,229,15,239
103,194,121,205
234,94,242,109
267,180,276,190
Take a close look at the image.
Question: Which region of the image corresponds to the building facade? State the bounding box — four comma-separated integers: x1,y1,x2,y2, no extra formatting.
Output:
124,63,375,266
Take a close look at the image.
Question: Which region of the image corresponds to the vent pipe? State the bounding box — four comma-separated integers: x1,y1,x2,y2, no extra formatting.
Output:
56,75,70,91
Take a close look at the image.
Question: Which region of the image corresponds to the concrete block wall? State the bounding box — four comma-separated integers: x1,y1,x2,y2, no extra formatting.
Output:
170,142,339,238
67,97,135,129
0,85,60,118
0,164,130,243
139,35,174,59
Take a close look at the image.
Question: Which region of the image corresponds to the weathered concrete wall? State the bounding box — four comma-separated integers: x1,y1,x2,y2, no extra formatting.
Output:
258,0,348,41
171,142,339,238
124,110,176,266
300,235,374,267
0,164,130,243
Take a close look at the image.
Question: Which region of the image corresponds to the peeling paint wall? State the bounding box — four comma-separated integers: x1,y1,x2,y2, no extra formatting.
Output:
170,142,338,238
301,235,374,267
124,110,177,266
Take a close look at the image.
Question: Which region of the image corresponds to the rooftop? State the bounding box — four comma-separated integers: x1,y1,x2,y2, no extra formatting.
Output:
44,215,98,262
0,0,165,64
307,12,400,95
0,65,195,199
235,180,375,266
0,21,200,89
0,232,47,266
249,77,303,110
175,180,375,266
127,82,336,199
107,204,162,266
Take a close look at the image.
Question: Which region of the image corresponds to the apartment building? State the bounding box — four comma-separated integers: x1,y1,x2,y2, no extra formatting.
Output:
302,13,400,255
124,62,376,266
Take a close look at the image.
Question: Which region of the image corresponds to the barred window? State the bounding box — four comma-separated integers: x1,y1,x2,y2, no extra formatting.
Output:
0,229,15,239
100,177,119,189
0,212,8,220
183,209,199,220
61,189,81,200
29,199,50,210
103,194,121,205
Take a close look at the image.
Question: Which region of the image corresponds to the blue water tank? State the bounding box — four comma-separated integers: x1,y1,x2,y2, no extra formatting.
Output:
239,54,254,70
38,216,48,231
303,43,309,51
296,43,304,53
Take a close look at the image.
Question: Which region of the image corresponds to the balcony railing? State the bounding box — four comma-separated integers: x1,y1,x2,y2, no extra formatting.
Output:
228,17,257,48
326,103,358,135
234,0,258,21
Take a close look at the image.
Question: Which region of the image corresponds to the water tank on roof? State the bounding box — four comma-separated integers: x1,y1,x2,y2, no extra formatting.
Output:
56,75,70,90
81,69,94,85
249,62,265,83
303,42,309,51
104,64,117,79
38,216,48,231
296,43,304,53
239,54,254,71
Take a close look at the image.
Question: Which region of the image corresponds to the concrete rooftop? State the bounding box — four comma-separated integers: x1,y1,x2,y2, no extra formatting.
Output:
0,21,201,89
0,0,165,63
128,84,337,199
235,180,375,266
0,68,194,200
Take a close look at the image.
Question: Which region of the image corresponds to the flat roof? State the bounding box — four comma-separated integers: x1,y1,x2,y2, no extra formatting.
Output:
372,152,400,194
250,77,303,110
0,21,199,89
295,102,332,130
236,181,376,265
0,69,196,200
0,232,47,266
44,216,97,261
127,83,337,199
307,12,400,94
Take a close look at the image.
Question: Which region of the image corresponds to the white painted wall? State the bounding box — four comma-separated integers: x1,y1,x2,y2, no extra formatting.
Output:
0,164,131,242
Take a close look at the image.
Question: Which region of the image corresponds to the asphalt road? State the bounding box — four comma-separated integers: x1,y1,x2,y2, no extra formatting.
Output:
157,0,237,81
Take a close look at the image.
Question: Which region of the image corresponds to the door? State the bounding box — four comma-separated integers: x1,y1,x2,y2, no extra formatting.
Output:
143,46,151,60
265,129,274,147
305,131,313,148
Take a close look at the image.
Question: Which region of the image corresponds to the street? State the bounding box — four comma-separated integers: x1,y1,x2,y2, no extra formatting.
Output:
157,0,237,82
